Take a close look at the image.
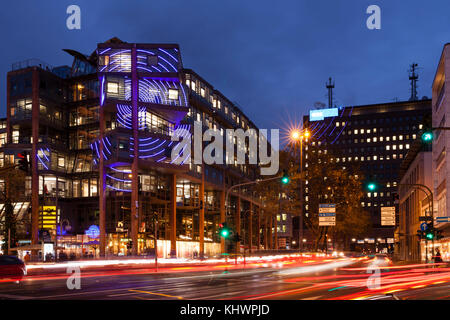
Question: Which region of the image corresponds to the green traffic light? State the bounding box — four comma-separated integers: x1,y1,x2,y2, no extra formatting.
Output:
281,176,290,184
220,229,229,238
367,183,376,191
426,232,434,240
421,132,433,142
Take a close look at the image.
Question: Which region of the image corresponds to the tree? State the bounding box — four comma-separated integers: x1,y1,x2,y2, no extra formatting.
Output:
254,151,297,249
0,167,26,254
294,143,370,251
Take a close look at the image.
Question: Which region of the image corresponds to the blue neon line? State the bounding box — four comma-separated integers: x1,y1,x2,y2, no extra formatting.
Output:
158,48,179,62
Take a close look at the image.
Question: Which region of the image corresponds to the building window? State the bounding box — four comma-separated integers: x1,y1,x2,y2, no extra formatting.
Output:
107,82,119,94
168,89,179,100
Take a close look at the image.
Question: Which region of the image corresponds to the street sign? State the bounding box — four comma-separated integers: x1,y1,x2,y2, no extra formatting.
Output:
319,204,336,226
381,206,396,226
420,222,428,231
435,216,450,223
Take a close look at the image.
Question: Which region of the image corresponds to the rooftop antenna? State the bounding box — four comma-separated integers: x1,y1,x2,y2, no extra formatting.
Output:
326,77,335,108
409,63,418,101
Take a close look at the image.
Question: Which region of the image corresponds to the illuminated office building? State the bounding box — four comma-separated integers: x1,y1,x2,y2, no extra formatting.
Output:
303,100,431,247
1,38,267,258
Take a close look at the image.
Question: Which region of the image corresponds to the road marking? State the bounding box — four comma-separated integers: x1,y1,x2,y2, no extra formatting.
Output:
128,289,183,300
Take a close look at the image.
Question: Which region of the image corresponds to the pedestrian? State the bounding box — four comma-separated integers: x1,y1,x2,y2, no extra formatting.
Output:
24,252,31,263
435,248,443,263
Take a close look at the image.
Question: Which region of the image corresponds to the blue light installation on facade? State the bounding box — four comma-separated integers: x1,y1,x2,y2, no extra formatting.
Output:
37,148,50,170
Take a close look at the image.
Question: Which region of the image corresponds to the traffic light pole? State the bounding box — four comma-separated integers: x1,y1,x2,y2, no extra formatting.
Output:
399,183,433,263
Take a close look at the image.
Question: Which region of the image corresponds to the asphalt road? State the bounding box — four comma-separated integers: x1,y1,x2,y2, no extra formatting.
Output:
0,257,449,300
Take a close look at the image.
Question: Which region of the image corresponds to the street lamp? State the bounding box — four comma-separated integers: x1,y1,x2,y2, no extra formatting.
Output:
289,128,310,253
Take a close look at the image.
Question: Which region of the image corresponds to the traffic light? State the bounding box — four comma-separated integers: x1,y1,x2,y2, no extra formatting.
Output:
417,230,425,240
281,170,290,184
392,193,399,203
218,222,231,238
425,224,435,240
421,131,433,143
366,182,377,191
421,114,433,143
18,152,29,173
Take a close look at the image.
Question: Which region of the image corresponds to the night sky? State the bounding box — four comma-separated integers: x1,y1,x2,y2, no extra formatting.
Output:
1,0,450,130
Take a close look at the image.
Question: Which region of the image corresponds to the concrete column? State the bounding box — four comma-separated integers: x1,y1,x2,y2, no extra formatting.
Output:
257,206,261,251
131,45,139,255
220,189,225,253
31,68,39,256
170,174,177,257
249,201,253,253
268,213,273,249
98,76,106,257
199,164,205,258
236,196,241,251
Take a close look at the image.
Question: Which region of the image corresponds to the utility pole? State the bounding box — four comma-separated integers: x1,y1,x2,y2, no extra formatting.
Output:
326,77,335,108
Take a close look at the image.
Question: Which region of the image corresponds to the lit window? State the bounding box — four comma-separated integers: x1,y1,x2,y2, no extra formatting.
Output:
399,144,403,150
168,89,179,100
373,128,377,133
373,137,377,142
373,156,377,160
360,129,364,134
367,138,371,143
393,145,397,150
100,55,110,66
393,154,397,159
419,124,423,129
393,136,397,141
336,122,340,127
380,136,383,141
386,137,390,141
386,145,390,150
406,144,410,149
354,129,358,134
399,135,403,140
413,134,416,139
107,82,119,94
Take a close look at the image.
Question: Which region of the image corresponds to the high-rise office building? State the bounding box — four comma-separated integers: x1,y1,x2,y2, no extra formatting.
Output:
303,100,431,247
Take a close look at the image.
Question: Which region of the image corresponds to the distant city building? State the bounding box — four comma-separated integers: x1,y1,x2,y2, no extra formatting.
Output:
303,100,431,246
431,43,450,261
398,139,432,262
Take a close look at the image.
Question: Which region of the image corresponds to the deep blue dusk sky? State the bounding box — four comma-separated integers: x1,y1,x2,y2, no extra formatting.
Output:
1,1,450,129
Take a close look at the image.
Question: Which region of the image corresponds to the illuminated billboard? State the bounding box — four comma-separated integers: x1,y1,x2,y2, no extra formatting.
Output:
309,108,338,121
39,206,57,230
